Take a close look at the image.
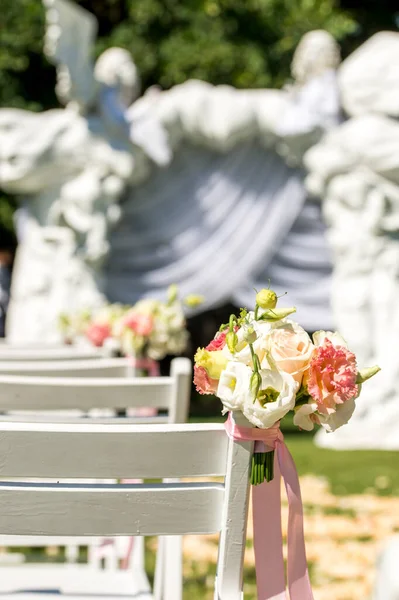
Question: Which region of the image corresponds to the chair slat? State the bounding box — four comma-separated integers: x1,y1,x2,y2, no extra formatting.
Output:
0,535,113,546
0,483,224,536
0,348,103,361
0,422,229,478
0,375,174,410
0,358,130,378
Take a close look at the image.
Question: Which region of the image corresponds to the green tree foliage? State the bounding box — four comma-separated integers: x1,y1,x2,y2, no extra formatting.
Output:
0,0,397,231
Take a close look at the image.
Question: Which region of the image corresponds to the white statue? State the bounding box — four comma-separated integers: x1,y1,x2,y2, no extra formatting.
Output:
0,0,171,342
304,32,399,449
0,3,342,341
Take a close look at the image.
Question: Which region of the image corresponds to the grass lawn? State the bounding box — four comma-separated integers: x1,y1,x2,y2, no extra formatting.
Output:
285,434,399,496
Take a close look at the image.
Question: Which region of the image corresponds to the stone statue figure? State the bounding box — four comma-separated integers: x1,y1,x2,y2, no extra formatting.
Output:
0,0,342,342
304,32,399,450
0,0,171,341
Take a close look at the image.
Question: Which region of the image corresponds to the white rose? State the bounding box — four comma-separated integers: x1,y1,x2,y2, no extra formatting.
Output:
242,369,298,429
217,362,253,413
259,320,314,385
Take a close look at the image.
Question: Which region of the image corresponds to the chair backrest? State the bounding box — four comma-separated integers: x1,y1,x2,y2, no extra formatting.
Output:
0,340,62,347
0,346,105,362
0,357,132,378
0,357,191,423
0,415,253,599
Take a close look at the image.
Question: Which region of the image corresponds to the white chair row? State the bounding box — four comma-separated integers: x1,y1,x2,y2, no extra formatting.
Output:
0,354,193,599
0,358,191,423
0,417,252,599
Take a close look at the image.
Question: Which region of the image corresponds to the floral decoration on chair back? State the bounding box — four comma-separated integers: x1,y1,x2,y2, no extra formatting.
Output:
59,285,204,368
194,287,380,484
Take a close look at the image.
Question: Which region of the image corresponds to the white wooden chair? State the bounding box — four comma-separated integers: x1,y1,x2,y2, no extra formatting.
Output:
0,357,191,423
0,416,252,600
0,340,62,347
0,357,133,378
0,345,107,362
0,358,192,599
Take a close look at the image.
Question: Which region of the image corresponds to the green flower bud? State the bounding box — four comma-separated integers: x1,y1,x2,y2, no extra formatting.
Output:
184,294,205,308
250,370,262,401
259,307,296,322
243,324,257,344
167,284,179,304
356,365,381,384
237,308,248,325
256,289,278,309
58,313,70,332
226,330,238,353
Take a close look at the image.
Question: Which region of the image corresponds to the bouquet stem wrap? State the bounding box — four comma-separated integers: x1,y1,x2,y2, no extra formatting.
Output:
225,413,314,600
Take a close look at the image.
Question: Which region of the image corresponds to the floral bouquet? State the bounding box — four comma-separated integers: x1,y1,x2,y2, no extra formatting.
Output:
59,286,204,365
58,308,93,345
194,288,380,485
113,285,196,362
58,304,126,349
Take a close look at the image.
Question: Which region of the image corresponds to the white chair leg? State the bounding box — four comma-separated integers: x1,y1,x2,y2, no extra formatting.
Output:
153,535,182,600
163,536,182,600
131,536,145,572
153,537,165,600
65,544,79,563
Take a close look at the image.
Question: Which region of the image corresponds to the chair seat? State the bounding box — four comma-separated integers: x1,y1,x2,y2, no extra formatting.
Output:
0,564,152,598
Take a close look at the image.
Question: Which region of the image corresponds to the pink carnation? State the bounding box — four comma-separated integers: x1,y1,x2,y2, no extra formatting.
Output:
86,323,111,347
124,313,153,336
206,329,228,351
193,365,219,395
307,339,358,414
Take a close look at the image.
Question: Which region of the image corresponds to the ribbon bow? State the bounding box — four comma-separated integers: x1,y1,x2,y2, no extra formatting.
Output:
225,413,314,600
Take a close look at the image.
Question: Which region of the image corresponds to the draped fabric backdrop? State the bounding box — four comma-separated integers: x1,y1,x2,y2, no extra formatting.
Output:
106,73,339,332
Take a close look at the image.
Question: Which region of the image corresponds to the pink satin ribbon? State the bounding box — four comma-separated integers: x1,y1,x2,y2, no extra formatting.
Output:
225,413,314,600
128,356,160,376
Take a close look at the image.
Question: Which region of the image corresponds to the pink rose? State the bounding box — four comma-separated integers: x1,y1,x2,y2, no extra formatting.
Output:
265,321,314,384
86,322,111,347
306,338,358,415
124,312,153,336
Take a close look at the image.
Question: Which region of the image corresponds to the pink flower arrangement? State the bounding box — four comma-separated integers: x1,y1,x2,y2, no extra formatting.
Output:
85,322,112,347
123,312,154,337
193,288,380,484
